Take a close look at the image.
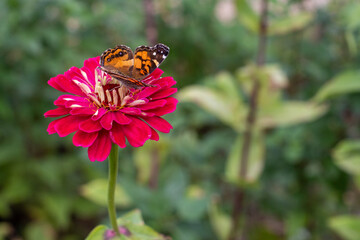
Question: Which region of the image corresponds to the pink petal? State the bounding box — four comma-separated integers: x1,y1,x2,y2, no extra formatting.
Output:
73,131,98,147
83,57,100,72
149,88,177,100
64,100,90,108
81,67,95,86
121,117,151,147
88,131,112,162
149,127,159,141
54,95,87,106
100,112,114,130
47,118,61,134
44,107,70,117
140,112,156,117
150,76,176,88
70,107,95,116
82,57,100,86
113,112,131,125
65,67,94,94
92,108,107,121
79,118,103,133
142,69,163,84
143,116,173,133
65,67,84,83
137,99,166,111
148,68,163,79
54,115,87,137
49,74,85,96
48,75,66,92
127,98,149,107
120,107,142,116
109,124,126,148
135,86,161,99
147,97,178,116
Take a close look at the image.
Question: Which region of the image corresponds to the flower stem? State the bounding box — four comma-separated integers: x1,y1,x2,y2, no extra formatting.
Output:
108,143,120,235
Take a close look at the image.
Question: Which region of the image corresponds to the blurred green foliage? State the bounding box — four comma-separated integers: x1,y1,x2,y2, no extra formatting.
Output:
1,0,360,239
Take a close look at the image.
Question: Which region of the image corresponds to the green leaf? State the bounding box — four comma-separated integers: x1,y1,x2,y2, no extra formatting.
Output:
209,200,232,240
225,131,265,185
236,64,287,105
262,64,288,90
24,222,55,240
117,209,144,225
85,225,108,240
40,194,72,229
235,1,312,35
313,71,360,102
0,200,10,217
117,210,168,240
341,2,360,30
345,30,357,56
268,12,313,35
355,175,360,190
176,185,208,221
177,198,208,222
333,140,360,176
235,0,259,33
125,225,165,240
86,210,168,240
81,178,132,207
0,222,12,239
329,215,360,240
258,101,327,128
236,64,263,95
285,212,307,239
134,139,170,184
178,72,245,132
213,72,244,101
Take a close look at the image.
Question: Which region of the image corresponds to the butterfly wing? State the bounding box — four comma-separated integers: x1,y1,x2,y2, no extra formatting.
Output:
98,65,152,89
132,43,170,80
99,45,148,88
100,45,134,76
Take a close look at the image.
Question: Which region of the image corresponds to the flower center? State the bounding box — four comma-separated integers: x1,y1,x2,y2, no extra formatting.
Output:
94,80,130,110
72,68,143,111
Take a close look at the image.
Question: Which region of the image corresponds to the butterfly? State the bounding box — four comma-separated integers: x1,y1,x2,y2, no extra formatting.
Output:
99,43,170,89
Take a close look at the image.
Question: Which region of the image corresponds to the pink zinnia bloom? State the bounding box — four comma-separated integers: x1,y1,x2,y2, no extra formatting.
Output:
45,56,177,161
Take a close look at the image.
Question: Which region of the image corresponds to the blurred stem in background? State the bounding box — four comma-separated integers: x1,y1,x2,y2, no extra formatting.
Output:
229,0,268,239
108,144,120,235
143,0,160,189
143,0,158,46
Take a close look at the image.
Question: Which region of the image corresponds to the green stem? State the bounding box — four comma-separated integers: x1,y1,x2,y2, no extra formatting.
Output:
108,143,120,235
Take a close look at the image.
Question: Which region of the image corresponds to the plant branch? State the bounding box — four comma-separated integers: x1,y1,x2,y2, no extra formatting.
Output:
229,0,268,239
143,0,158,46
148,148,160,189
143,0,160,189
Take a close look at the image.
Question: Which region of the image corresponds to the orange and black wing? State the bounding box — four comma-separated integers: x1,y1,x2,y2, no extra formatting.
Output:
99,45,148,88
132,43,170,80
100,45,134,76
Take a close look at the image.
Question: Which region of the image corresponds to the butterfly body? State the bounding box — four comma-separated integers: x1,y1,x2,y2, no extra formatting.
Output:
99,43,170,89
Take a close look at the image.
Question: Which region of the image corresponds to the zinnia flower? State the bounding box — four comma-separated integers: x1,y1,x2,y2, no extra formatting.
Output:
45,56,177,161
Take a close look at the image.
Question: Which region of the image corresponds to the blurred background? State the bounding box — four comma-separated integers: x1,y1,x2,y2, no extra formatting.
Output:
1,0,360,239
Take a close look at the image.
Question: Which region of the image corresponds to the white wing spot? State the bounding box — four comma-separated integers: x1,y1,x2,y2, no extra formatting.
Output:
153,52,156,56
